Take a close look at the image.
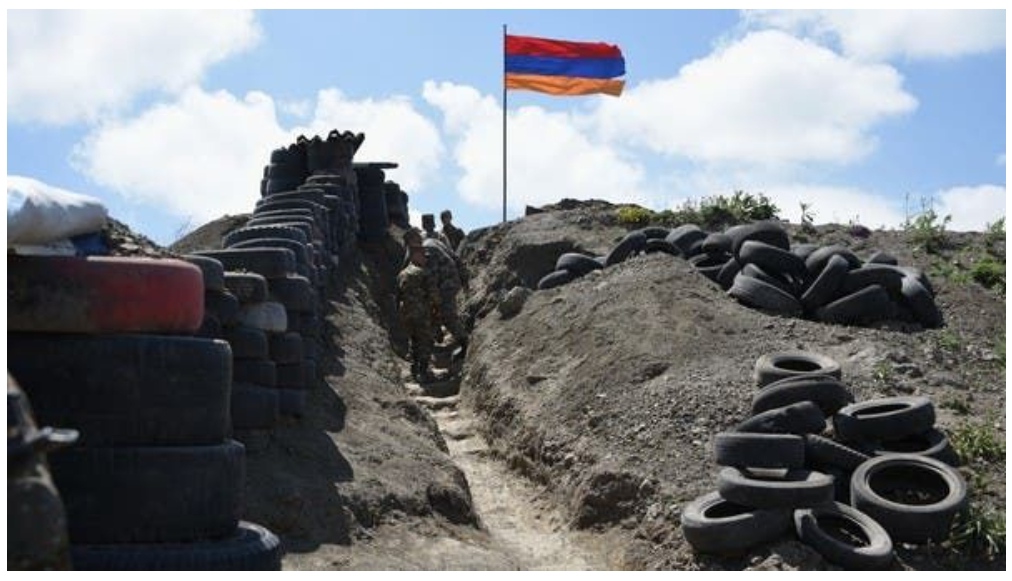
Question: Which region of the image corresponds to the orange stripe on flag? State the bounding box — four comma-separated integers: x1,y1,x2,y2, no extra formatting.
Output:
505,73,624,97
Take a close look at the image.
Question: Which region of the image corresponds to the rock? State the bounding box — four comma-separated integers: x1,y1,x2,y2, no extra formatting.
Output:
498,286,533,319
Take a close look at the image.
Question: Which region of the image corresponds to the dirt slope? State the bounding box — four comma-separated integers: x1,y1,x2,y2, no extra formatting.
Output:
458,202,1006,570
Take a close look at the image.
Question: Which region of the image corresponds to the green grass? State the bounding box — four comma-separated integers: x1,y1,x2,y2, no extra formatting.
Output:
949,418,1005,464
904,196,951,254
970,257,1005,291
949,503,1006,560
939,396,972,416
615,190,780,231
984,217,1005,252
936,330,963,352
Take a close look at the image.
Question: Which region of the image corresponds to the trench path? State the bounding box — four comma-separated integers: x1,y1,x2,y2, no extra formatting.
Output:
407,356,616,571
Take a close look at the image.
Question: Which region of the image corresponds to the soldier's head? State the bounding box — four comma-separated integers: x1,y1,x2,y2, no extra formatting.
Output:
403,229,426,266
440,210,453,226
421,213,436,233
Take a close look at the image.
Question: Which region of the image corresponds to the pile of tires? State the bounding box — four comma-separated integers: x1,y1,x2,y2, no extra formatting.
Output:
306,130,364,175
354,163,391,243
682,350,967,568
193,243,321,425
261,138,309,197
8,254,280,570
539,221,943,329
384,180,410,228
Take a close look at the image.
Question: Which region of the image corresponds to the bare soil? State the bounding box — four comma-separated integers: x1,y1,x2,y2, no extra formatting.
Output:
170,200,1004,570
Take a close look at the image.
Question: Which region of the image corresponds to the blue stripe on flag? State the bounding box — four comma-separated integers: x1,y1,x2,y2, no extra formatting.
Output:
505,54,625,79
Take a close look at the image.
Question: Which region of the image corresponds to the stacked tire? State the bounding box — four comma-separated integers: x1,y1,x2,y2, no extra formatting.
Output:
683,350,968,568
354,163,390,243
543,220,944,329
261,138,308,197
7,254,280,570
384,180,410,228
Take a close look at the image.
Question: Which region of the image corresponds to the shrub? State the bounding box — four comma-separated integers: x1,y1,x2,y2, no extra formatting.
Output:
950,503,1006,560
616,206,653,228
971,257,1005,291
904,196,951,253
949,418,1005,464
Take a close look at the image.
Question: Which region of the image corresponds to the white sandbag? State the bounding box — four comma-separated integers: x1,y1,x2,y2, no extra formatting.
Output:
7,176,108,245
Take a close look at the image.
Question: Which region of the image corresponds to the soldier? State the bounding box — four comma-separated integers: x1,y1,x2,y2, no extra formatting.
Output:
421,213,452,248
397,230,441,383
440,209,466,252
421,236,469,352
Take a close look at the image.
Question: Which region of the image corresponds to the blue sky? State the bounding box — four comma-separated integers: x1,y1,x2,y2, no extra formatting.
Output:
6,9,1007,245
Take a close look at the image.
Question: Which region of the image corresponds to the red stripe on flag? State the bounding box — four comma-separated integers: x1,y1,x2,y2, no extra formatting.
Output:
506,34,622,59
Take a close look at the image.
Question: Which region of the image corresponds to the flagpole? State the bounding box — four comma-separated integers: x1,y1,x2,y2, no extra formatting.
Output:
502,23,508,224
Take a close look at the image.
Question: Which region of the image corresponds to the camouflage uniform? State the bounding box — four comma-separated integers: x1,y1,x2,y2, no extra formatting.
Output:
424,228,453,249
422,239,468,346
441,223,465,251
397,262,440,380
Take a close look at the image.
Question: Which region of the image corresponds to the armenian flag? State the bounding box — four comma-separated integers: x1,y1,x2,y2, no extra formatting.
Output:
505,34,625,97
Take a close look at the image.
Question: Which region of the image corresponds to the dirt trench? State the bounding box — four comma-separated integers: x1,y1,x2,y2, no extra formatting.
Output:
405,366,620,571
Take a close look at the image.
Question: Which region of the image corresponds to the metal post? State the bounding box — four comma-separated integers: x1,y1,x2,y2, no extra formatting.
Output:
502,23,508,223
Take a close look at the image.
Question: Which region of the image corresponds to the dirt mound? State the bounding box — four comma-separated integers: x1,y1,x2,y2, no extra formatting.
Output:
170,214,249,254
459,201,1005,570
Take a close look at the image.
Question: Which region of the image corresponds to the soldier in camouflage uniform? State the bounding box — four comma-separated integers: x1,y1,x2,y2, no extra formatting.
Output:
397,231,441,382
440,209,466,252
421,213,452,248
421,236,469,351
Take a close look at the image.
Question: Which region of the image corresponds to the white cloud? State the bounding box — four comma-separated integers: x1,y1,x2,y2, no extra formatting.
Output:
934,184,1006,232
422,81,650,212
760,183,907,229
293,89,444,193
593,30,916,167
747,10,1005,62
71,86,446,225
72,87,287,223
8,10,260,125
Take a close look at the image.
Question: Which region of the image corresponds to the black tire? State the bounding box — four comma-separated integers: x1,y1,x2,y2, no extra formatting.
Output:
680,491,792,556
268,332,304,364
286,311,319,335
715,258,742,290
555,253,604,276
791,243,819,261
691,253,730,282
222,326,268,359
70,521,281,571
605,231,648,266
740,263,796,296
538,269,576,290
303,358,317,385
223,272,269,304
193,248,297,279
834,396,935,443
204,290,240,326
231,384,279,430
665,225,707,255
728,273,803,317
246,216,319,239
803,434,870,472
850,454,967,544
900,267,935,297
754,351,842,387
7,334,230,447
739,240,808,281
264,178,303,196
794,502,894,569
805,245,862,275
182,255,225,291
901,276,943,328
840,265,905,297
250,207,314,222
866,250,898,265
725,221,790,258
637,226,670,240
233,358,277,387
736,401,826,435
800,254,849,312
50,441,244,544
222,225,308,248
236,301,288,333
815,284,895,326
714,432,805,469
644,238,680,256
268,276,315,312
275,362,306,389
260,189,327,206
866,428,959,466
701,233,733,255
195,314,223,338
277,389,307,417
717,467,834,509
228,237,309,266
752,374,854,416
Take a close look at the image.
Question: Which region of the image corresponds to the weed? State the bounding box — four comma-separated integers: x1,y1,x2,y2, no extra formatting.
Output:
936,330,963,352
995,336,1005,365
871,361,894,384
949,503,1006,560
970,257,1005,291
929,260,972,285
904,195,951,254
616,206,653,228
984,217,1005,252
800,202,816,234
940,396,972,415
949,418,1005,464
